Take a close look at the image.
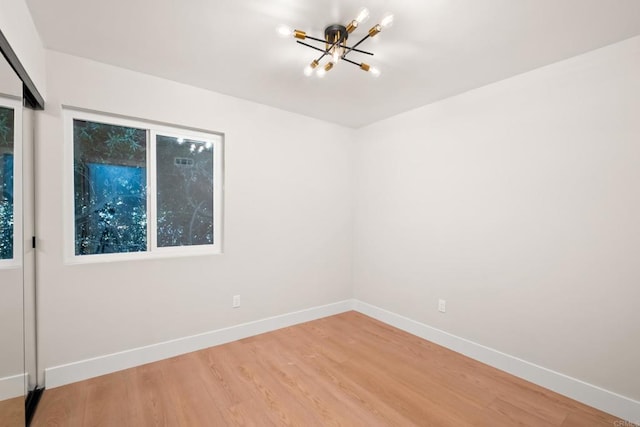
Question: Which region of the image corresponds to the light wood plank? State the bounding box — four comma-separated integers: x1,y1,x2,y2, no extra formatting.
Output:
0,397,24,427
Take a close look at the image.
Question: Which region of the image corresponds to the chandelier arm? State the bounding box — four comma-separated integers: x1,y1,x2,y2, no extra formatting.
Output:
338,44,373,56
297,40,373,58
304,35,328,44
314,38,342,63
342,34,371,59
296,40,373,57
296,37,373,56
296,40,329,55
341,57,362,67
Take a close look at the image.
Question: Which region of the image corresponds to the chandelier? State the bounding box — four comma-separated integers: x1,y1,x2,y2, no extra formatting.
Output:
280,8,393,78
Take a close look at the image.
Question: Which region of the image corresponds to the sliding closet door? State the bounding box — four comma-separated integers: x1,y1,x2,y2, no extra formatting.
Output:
0,54,26,426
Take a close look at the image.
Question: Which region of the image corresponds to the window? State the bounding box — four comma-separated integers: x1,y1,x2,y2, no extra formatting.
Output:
0,98,21,266
73,120,147,255
67,109,223,261
155,135,214,248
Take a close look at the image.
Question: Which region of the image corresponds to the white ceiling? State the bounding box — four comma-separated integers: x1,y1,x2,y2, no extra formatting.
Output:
25,0,640,128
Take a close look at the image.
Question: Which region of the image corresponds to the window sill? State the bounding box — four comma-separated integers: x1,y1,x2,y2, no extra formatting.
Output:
65,246,222,265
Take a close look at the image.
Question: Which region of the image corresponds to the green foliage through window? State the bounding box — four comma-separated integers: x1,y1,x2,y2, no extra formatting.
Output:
156,135,214,247
0,106,14,260
74,120,147,255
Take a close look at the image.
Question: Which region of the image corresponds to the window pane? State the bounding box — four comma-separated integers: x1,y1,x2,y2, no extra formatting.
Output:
0,106,14,260
73,119,147,255
156,135,214,247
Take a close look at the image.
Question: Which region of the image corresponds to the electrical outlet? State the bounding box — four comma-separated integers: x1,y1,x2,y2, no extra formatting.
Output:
232,295,241,308
438,299,446,313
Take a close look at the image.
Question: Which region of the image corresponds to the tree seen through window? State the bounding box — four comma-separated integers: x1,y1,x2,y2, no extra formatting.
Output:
0,106,14,260
156,135,214,247
73,119,147,255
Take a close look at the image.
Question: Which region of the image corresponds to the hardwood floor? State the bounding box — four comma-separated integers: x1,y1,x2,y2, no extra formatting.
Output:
32,311,627,426
0,396,24,427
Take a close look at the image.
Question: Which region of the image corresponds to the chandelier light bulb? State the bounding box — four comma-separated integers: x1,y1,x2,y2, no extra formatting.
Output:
304,65,314,76
331,49,340,63
304,59,319,76
276,25,292,37
380,14,394,28
355,8,370,24
370,66,381,77
317,62,334,78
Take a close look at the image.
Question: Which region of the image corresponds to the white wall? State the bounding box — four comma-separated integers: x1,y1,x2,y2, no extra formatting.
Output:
0,0,46,100
0,53,21,97
36,51,354,373
354,36,640,402
0,268,23,380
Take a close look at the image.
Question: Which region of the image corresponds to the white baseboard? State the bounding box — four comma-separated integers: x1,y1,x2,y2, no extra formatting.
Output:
43,298,640,423
0,373,26,400
45,299,354,389
352,300,640,423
